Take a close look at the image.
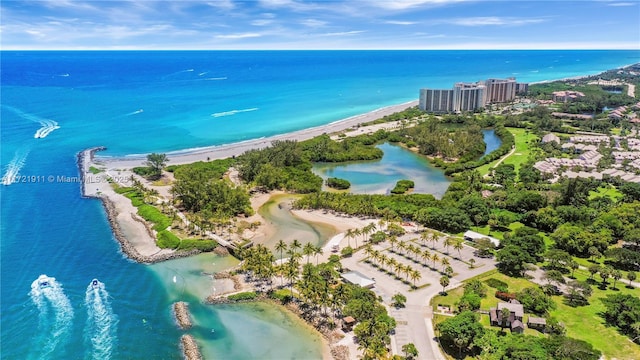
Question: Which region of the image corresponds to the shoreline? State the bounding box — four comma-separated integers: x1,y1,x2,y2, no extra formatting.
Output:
78,147,199,264
95,100,419,168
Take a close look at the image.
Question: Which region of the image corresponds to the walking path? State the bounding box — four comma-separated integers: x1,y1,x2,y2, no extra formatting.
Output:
484,145,516,178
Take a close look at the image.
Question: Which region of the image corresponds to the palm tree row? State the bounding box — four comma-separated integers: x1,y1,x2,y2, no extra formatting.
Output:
416,231,466,260
344,222,378,249
364,246,427,287
365,243,454,282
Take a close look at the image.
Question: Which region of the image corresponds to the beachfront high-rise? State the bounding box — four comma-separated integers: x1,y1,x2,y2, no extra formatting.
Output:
419,77,527,113
419,89,455,113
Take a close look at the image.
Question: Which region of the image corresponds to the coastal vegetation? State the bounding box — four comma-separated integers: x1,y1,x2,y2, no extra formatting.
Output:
133,152,168,180
326,177,351,190
390,179,414,194
237,243,397,359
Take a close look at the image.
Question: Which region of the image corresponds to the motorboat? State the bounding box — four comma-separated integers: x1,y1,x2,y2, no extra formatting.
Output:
91,279,99,288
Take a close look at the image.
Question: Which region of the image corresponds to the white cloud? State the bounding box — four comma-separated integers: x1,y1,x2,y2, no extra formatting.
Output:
206,0,235,10
607,2,636,6
300,19,327,27
446,16,546,26
216,32,263,39
320,30,366,36
370,0,467,10
385,20,416,25
251,19,275,26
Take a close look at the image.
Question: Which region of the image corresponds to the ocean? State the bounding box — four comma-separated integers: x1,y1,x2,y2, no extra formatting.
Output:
1,50,638,359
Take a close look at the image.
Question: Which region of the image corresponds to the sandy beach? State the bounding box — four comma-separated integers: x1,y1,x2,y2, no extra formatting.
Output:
97,100,418,168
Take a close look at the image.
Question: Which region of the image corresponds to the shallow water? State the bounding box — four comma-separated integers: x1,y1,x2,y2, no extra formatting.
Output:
259,194,337,255
313,142,451,198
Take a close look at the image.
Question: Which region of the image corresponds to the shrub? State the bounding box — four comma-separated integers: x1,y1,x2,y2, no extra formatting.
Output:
391,179,415,194
341,246,354,257
89,166,102,174
157,230,180,249
137,204,172,231
132,166,155,177
326,177,351,190
228,291,258,301
485,278,509,292
495,291,517,301
177,239,217,251
270,289,292,303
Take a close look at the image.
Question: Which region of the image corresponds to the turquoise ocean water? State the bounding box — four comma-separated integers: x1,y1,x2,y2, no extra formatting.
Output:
1,50,639,359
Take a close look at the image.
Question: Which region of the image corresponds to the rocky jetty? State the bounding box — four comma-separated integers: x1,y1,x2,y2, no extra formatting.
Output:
180,334,202,360
78,147,200,264
173,302,193,330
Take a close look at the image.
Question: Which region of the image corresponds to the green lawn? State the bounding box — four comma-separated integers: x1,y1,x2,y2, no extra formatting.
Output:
477,127,539,176
588,184,624,202
549,267,640,360
431,270,640,360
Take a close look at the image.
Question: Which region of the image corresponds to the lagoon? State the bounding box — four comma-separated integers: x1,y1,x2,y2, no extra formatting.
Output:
313,143,451,198
482,129,502,156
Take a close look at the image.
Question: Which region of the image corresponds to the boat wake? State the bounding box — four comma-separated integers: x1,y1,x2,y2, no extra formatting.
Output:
28,275,74,360
84,279,118,360
34,119,61,138
2,105,61,138
204,77,227,81
211,107,258,118
125,109,144,116
2,148,29,186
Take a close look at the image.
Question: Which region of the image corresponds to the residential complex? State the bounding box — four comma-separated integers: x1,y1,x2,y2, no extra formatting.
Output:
419,77,527,113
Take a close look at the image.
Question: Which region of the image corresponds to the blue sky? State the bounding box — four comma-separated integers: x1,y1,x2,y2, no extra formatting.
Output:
1,0,639,50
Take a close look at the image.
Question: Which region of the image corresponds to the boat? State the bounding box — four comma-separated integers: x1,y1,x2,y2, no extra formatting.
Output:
91,279,99,288
37,276,52,289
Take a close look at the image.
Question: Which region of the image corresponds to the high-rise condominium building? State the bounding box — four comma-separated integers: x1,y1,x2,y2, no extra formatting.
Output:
419,89,455,113
485,78,517,103
419,77,526,113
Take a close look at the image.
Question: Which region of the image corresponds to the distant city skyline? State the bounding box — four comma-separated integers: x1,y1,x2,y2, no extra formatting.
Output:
1,0,639,50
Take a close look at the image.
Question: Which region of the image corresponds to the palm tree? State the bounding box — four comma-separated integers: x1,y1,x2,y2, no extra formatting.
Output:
303,242,315,264
389,258,399,277
402,264,412,281
420,231,431,247
291,239,302,254
410,270,422,288
275,239,287,260
389,235,398,252
421,249,431,265
380,254,390,271
444,237,454,254
353,228,361,248
398,240,407,256
453,238,464,259
441,257,451,273
345,229,354,248
285,263,298,296
430,234,439,250
469,258,476,269
371,250,381,266
313,245,324,266
431,253,440,269
440,275,450,294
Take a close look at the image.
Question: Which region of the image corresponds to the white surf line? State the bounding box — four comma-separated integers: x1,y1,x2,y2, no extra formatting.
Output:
2,149,29,185
29,275,74,360
211,107,259,118
85,280,118,360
